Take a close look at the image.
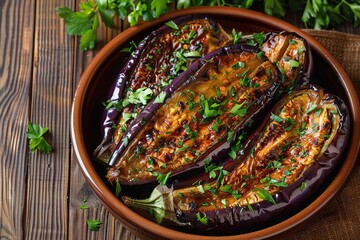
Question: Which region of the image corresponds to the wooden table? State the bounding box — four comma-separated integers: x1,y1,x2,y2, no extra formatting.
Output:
1,1,359,239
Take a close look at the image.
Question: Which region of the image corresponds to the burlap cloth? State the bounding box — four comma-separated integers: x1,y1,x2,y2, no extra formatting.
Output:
119,30,360,240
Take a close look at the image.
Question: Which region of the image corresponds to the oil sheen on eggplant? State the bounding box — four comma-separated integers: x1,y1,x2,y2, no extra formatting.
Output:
260,32,312,92
106,45,281,185
94,16,232,163
122,85,349,234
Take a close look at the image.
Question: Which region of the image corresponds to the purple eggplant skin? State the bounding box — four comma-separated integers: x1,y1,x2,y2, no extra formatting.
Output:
172,85,350,235
94,15,232,162
106,44,281,186
95,40,146,159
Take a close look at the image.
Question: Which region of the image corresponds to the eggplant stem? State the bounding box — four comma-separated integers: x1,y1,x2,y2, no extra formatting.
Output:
122,185,190,226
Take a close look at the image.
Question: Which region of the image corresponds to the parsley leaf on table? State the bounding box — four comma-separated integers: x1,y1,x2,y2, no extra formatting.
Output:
57,2,99,51
86,219,103,231
26,122,53,154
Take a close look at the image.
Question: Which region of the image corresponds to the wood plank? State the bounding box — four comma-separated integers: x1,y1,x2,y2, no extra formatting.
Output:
0,0,35,239
67,2,139,239
24,0,74,239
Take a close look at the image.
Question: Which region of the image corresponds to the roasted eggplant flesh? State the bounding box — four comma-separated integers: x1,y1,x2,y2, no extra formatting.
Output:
172,87,342,212
261,32,310,91
95,17,232,162
122,86,349,234
112,19,232,146
94,16,350,235
107,48,280,184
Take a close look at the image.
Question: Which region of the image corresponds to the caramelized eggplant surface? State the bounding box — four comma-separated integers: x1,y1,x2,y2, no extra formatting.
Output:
261,32,312,92
173,86,344,211
95,16,232,162
107,45,280,185
123,85,349,234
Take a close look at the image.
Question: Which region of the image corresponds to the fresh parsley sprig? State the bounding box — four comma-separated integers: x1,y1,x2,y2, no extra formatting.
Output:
86,219,103,231
26,122,53,154
58,0,360,51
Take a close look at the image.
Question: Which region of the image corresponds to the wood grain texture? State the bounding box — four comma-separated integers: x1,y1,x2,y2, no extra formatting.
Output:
0,0,35,239
24,0,73,239
67,2,139,238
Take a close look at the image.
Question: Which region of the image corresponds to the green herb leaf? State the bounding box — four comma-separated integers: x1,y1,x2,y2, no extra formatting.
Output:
253,188,276,204
211,118,222,132
232,28,242,44
227,131,235,143
305,103,317,114
122,136,129,147
264,0,286,18
253,32,265,46
290,59,300,68
125,87,153,106
232,61,245,69
115,179,122,197
80,204,89,209
165,20,179,30
157,171,171,185
183,50,201,58
86,219,102,231
196,212,208,225
26,122,53,154
230,102,247,117
154,91,166,103
197,185,205,193
300,181,307,191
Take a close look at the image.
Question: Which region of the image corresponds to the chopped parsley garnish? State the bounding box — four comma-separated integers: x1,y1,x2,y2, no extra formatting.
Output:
305,103,317,114
165,20,179,30
230,102,247,117
315,108,323,116
183,50,201,58
154,91,166,103
115,179,122,197
120,41,137,54
122,136,129,147
229,86,235,97
246,199,253,211
205,163,228,187
253,32,265,46
270,113,295,131
254,188,276,204
289,39,297,45
199,94,224,120
227,131,235,143
211,118,222,132
232,61,245,69
232,28,242,44
197,185,205,193
300,181,307,191
256,51,265,58
156,171,171,185
183,124,198,139
196,212,208,225
289,59,300,68
123,87,153,107
240,75,251,87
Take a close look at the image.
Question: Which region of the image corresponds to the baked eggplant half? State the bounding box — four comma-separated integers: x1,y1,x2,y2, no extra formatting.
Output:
94,16,232,163
106,44,281,185
260,32,313,92
123,85,349,234
240,32,312,92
